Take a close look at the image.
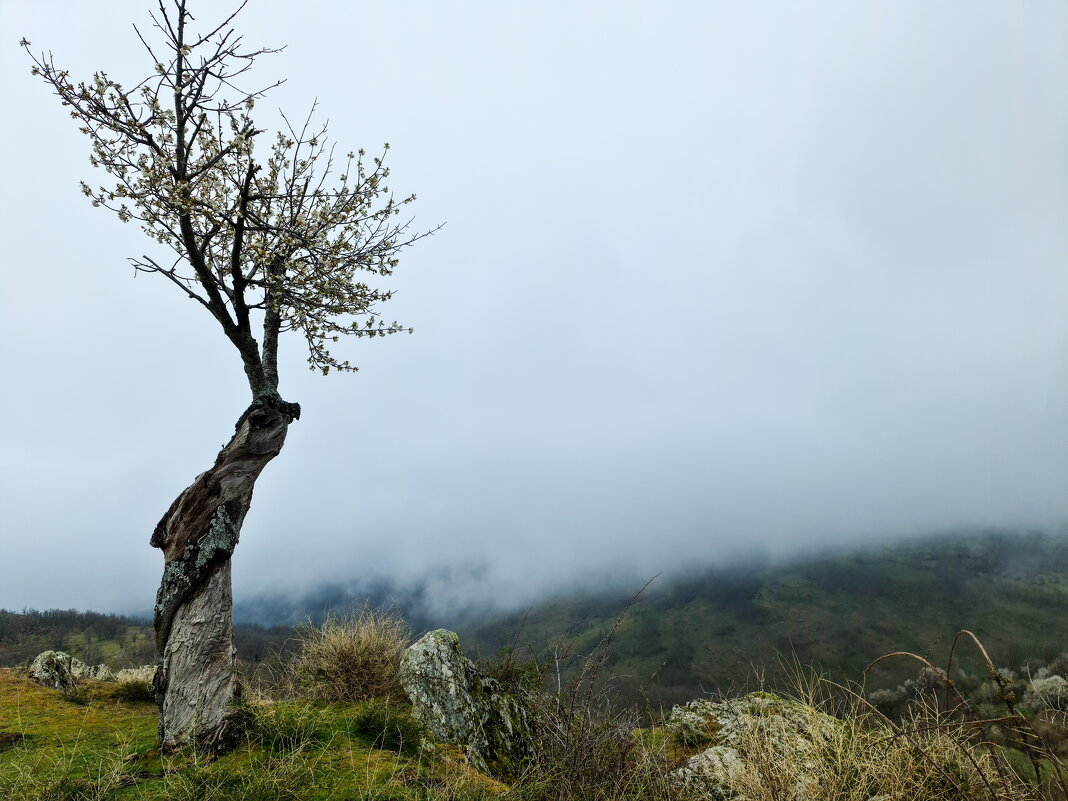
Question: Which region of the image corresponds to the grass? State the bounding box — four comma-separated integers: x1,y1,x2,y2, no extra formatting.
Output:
0,668,506,801
0,667,158,799
5,649,1068,800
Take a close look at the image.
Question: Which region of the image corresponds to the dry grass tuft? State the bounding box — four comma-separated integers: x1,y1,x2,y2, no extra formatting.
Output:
289,605,411,703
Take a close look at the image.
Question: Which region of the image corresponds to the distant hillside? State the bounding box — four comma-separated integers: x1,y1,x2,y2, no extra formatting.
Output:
460,529,1068,706
0,609,292,672
4,530,1066,706
0,609,154,669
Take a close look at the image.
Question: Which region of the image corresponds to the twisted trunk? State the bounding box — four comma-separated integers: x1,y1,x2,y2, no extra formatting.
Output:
150,397,298,752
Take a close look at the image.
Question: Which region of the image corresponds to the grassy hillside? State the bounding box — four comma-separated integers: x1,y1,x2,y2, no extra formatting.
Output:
462,530,1068,706
0,610,292,676
0,610,156,669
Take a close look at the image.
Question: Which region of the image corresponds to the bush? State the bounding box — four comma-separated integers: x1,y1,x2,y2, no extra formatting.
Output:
477,646,543,695
486,629,691,798
514,685,686,801
290,606,411,702
59,683,90,707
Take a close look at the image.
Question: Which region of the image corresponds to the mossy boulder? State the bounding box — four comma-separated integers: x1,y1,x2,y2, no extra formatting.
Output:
399,629,530,775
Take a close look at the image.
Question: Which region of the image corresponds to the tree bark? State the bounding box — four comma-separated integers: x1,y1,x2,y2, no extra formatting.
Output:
150,397,297,752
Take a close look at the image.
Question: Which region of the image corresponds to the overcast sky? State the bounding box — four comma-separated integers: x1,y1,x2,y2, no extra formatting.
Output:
1,1,1066,616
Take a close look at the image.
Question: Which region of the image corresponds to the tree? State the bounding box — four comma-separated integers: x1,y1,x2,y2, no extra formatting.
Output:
23,1,430,751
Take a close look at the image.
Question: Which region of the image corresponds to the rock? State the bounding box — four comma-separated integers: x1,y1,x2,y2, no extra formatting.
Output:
28,651,87,692
82,663,116,681
28,651,140,690
400,629,530,775
115,665,156,684
668,692,840,800
675,745,746,799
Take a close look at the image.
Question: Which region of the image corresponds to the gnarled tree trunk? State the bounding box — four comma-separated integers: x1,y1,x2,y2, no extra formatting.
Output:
150,398,297,751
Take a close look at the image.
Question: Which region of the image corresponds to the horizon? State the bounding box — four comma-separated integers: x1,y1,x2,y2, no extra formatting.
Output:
3,525,1062,626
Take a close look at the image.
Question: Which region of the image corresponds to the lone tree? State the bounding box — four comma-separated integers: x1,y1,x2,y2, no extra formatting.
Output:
24,1,429,751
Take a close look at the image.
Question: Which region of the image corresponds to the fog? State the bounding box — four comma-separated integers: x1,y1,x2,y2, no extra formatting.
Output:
1,1,1066,616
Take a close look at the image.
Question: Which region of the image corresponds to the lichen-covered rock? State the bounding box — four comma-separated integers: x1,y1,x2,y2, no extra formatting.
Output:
674,745,746,799
115,665,157,684
81,663,116,681
28,651,87,691
400,629,530,775
28,651,144,690
668,692,841,800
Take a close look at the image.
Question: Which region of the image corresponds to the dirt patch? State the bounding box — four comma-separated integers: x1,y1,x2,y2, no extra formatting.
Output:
0,732,26,751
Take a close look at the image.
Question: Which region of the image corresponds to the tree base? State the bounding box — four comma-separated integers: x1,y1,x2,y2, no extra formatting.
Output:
155,560,242,753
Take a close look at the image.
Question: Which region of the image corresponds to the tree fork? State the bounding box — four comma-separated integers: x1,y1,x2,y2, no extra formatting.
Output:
150,396,299,751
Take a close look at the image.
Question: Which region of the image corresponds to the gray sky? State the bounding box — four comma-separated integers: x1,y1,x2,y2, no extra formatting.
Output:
1,1,1066,616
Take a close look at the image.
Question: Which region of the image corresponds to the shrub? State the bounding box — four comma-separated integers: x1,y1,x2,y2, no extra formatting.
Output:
514,684,687,801
477,646,543,696
59,683,90,707
487,617,693,798
290,606,411,702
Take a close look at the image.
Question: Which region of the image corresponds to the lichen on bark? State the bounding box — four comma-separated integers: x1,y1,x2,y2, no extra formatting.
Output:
154,500,243,652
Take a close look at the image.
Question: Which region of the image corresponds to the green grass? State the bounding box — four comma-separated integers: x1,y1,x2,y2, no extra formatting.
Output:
0,669,508,801
0,667,158,798
3,662,1066,800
